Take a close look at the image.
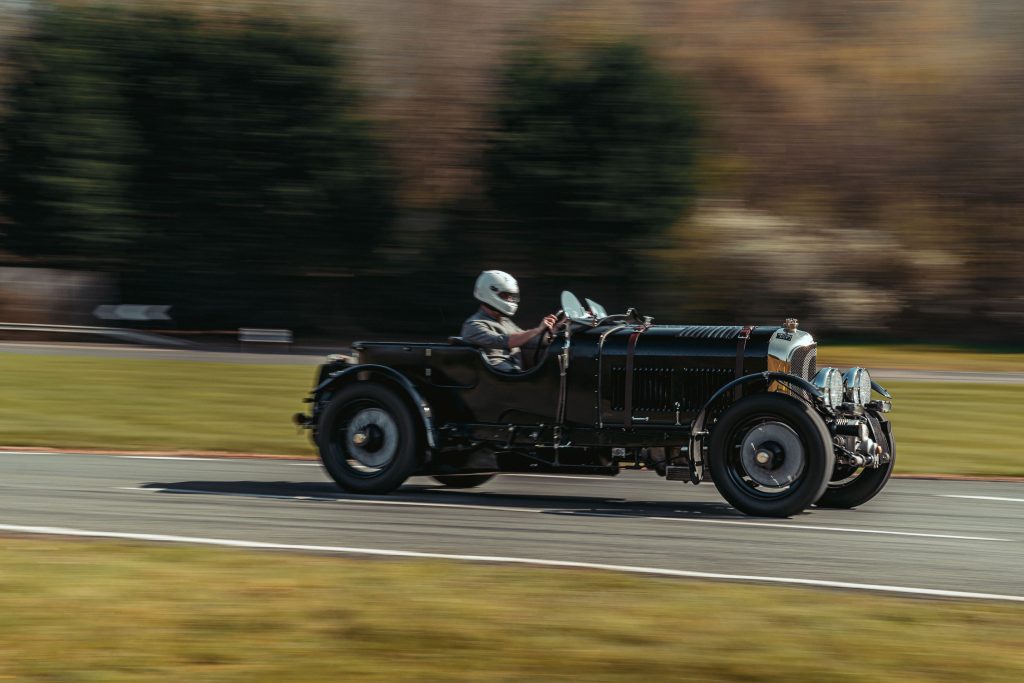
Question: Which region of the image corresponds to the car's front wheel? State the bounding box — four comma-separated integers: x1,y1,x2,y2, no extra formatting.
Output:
316,383,421,494
816,414,895,509
708,393,834,517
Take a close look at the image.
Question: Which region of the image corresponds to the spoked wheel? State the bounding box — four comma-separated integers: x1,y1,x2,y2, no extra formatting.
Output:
816,414,895,509
708,394,834,518
316,383,421,494
431,474,496,489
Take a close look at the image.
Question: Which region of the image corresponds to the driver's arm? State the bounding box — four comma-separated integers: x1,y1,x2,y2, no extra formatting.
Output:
507,315,558,349
506,326,544,350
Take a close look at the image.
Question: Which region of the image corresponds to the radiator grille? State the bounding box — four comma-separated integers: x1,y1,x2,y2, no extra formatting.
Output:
608,366,733,413
609,366,673,412
679,367,734,411
790,344,817,380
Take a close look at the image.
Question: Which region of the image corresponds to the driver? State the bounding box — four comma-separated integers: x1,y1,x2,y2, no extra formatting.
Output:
462,270,558,372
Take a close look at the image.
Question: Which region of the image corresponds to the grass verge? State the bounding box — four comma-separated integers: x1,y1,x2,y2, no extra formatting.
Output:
0,353,1021,475
0,536,1021,682
883,381,1024,476
819,344,1024,373
0,353,315,455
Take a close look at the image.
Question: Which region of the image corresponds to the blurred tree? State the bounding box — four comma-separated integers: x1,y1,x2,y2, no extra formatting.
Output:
484,41,699,257
117,12,394,278
0,7,140,260
0,3,394,286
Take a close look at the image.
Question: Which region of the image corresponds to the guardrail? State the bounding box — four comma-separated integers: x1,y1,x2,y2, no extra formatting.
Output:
94,304,172,321
0,322,194,347
238,328,293,348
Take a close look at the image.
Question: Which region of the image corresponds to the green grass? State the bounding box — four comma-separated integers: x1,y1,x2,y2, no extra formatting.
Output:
0,353,316,455
0,536,1020,682
883,381,1024,476
820,344,1024,372
0,353,1021,475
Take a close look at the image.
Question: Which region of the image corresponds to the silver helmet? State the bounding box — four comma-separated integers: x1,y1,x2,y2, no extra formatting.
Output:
474,270,520,316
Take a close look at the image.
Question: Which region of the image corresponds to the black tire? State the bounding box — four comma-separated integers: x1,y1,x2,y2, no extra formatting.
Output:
708,393,834,518
431,474,496,489
816,414,895,509
316,382,421,494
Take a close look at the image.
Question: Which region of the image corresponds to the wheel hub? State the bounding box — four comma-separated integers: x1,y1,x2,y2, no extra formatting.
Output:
754,448,773,465
351,423,384,451
344,408,398,468
740,422,805,488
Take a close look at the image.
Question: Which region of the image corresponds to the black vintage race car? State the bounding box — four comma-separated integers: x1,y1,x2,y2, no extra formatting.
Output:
295,291,895,517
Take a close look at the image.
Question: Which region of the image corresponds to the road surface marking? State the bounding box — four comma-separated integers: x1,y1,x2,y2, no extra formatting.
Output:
121,456,228,462
0,451,296,462
0,451,73,456
648,517,1007,542
0,523,1020,603
116,486,1008,542
941,495,1024,503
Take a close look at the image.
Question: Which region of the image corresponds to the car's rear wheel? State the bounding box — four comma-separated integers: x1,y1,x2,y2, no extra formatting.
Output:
430,474,495,489
316,383,421,494
708,393,834,518
816,414,895,509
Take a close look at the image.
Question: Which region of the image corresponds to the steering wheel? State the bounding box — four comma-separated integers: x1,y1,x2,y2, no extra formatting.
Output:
531,310,565,367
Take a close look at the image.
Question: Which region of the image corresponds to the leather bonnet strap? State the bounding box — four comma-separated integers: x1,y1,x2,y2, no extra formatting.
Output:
623,324,651,427
734,325,752,400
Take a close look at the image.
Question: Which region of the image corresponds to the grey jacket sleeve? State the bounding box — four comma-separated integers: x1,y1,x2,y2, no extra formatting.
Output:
461,318,509,350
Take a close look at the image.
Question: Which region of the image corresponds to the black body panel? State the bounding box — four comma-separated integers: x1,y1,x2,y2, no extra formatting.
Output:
355,340,562,424
346,323,784,432
578,324,777,427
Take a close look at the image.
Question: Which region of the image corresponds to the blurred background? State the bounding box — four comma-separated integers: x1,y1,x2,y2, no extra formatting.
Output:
1,0,1022,343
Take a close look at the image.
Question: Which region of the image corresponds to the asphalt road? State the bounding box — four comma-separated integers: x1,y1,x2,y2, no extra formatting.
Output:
1,341,1021,383
1,450,1022,601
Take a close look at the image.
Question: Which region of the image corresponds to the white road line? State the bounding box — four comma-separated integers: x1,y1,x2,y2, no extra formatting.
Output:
941,495,1024,503
648,517,1007,542
117,487,547,514
0,451,257,461
0,342,137,352
117,486,1008,542
0,451,71,456
121,456,229,462
0,522,1020,603
0,451,312,463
